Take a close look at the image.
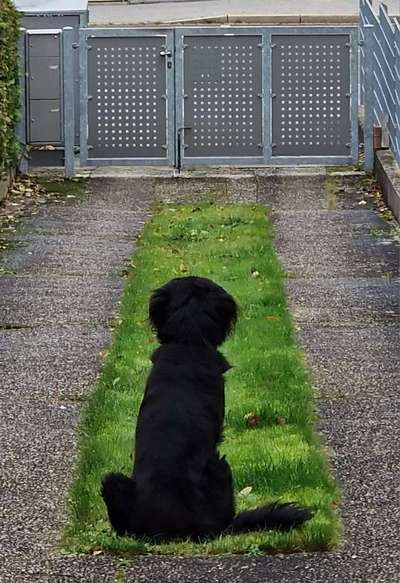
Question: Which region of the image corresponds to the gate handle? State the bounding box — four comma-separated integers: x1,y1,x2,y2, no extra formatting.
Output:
160,50,172,57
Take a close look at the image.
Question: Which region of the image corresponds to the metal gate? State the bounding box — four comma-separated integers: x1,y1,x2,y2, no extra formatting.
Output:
79,29,175,166
74,26,358,171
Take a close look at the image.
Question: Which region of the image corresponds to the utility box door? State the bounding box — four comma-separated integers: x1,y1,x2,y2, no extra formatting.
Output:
29,57,61,100
28,33,60,57
29,100,61,143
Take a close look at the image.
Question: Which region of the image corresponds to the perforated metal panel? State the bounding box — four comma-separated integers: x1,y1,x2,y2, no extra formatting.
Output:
182,35,263,159
87,36,169,159
271,35,351,157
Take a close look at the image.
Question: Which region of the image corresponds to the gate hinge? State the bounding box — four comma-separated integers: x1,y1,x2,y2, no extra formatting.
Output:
161,144,167,150
271,142,277,148
161,94,167,101
72,43,79,49
257,93,264,99
345,42,351,48
257,43,263,48
257,143,263,148
271,43,277,48
88,95,93,101
345,92,351,98
345,143,351,148
271,93,277,99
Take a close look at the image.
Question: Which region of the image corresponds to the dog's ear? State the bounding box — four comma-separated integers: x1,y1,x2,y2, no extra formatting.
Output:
149,286,169,334
211,290,238,345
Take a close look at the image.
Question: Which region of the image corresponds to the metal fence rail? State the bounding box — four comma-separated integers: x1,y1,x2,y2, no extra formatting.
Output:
360,0,400,170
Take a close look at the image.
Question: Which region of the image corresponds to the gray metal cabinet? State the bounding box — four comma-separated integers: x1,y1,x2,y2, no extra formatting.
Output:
27,31,62,144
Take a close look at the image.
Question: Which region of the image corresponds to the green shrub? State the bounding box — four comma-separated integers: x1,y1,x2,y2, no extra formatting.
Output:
0,0,21,175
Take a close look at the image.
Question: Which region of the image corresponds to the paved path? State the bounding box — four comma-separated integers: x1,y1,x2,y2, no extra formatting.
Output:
89,0,400,25
0,170,399,581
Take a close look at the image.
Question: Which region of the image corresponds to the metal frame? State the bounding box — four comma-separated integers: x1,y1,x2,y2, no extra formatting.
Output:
360,0,400,170
16,29,29,174
174,27,266,167
79,27,175,167
63,27,75,177
174,26,358,167
21,24,359,174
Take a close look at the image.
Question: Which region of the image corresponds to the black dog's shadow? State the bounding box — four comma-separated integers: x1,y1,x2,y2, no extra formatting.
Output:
102,276,312,541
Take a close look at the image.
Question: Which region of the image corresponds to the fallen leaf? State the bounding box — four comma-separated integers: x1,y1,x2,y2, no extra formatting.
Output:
244,413,262,428
239,486,253,497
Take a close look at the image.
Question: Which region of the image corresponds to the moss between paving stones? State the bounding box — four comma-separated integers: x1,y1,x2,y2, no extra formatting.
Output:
64,201,341,556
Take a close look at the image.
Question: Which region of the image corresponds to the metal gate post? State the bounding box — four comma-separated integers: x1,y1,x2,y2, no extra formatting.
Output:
350,29,360,164
363,23,375,173
63,26,76,177
16,29,29,175
263,30,272,164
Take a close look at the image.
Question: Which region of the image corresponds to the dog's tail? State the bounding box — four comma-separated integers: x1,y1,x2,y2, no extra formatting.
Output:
229,501,313,533
101,472,136,536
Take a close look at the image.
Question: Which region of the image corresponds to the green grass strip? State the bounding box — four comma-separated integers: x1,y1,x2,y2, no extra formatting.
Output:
64,201,340,556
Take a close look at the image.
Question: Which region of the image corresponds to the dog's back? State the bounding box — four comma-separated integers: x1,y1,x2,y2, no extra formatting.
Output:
102,342,233,539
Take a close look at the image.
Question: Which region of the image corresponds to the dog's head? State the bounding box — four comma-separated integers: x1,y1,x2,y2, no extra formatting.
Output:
149,276,237,347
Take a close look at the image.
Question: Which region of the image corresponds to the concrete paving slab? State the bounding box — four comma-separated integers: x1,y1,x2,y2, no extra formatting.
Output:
273,210,399,279
286,277,400,326
0,275,122,327
257,174,374,211
298,325,400,399
0,324,111,400
123,532,400,583
2,557,118,583
85,177,156,211
3,234,134,276
13,206,150,239
318,412,400,506
0,398,82,582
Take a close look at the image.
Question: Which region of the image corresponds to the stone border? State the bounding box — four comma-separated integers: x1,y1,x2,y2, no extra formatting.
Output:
374,149,400,222
0,167,16,204
161,14,358,25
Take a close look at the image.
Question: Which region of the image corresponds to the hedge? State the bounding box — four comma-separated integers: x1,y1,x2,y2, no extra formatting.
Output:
0,0,21,176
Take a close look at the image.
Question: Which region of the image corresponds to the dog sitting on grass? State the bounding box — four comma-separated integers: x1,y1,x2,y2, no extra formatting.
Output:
101,276,312,540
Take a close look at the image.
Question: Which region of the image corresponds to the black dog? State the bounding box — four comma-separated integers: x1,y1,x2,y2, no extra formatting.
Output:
101,276,312,540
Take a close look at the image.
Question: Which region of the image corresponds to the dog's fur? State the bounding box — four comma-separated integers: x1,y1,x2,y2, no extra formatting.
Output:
101,276,312,540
